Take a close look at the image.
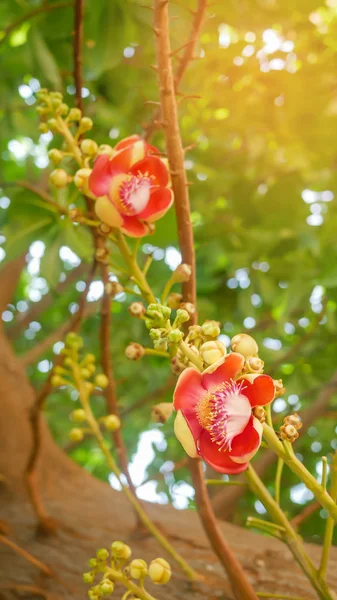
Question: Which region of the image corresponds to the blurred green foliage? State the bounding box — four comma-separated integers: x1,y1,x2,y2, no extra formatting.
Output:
1,0,337,545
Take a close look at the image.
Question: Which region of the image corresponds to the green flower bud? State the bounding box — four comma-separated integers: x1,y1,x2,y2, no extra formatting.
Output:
36,88,48,100
49,169,69,188
99,580,114,595
95,374,109,389
153,338,168,352
172,263,191,283
79,117,93,132
110,541,131,560
81,139,98,156
129,558,148,579
81,368,92,379
201,320,221,339
48,149,63,164
73,168,92,191
71,409,86,423
148,558,171,584
167,329,183,343
231,333,258,357
83,571,95,584
85,353,96,363
88,591,99,600
50,91,63,101
69,428,84,442
51,97,62,109
125,343,144,361
175,309,189,325
66,332,82,347
96,548,109,561
68,108,82,121
149,328,162,340
63,357,73,367
104,414,121,431
39,123,49,133
51,375,63,387
88,558,97,568
200,340,226,365
36,105,51,115
59,103,69,116
47,118,59,133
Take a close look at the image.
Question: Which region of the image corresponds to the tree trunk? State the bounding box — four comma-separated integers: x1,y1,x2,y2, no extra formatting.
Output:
0,330,336,600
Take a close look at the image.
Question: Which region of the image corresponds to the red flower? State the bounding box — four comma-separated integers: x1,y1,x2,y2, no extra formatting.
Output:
88,135,173,237
173,353,275,474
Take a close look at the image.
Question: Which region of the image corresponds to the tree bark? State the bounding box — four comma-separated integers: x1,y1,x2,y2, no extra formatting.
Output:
0,330,336,600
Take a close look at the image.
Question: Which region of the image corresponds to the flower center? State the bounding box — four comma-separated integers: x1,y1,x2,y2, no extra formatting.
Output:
117,174,151,216
196,380,251,452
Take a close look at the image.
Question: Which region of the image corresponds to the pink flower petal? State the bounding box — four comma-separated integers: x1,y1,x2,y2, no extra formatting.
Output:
89,154,112,197
121,216,149,238
173,368,204,411
217,390,251,450
180,408,203,442
201,353,245,390
137,188,173,222
238,374,275,408
230,416,262,463
115,136,159,156
109,146,136,175
198,430,248,474
130,155,169,187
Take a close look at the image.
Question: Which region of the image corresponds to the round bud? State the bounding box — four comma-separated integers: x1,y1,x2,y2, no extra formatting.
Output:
201,320,221,339
148,558,171,585
175,309,190,325
105,281,124,297
85,353,96,363
110,541,132,560
66,332,82,347
231,333,258,357
200,340,226,366
51,375,63,387
49,169,69,188
167,292,183,309
128,302,146,318
83,571,95,584
173,263,192,283
167,329,183,343
88,591,99,600
80,117,93,132
98,144,115,157
104,414,121,432
129,559,148,579
68,108,82,121
59,103,69,116
246,356,264,374
51,97,62,109
81,368,91,379
48,149,63,164
252,406,266,423
81,139,98,156
69,428,84,442
96,548,109,561
125,343,145,361
74,168,92,191
95,374,109,389
50,91,63,101
47,118,59,133
88,558,97,568
284,413,302,430
151,403,174,424
39,123,49,133
180,302,195,316
71,409,86,423
280,423,299,443
99,580,114,596
274,378,286,398
63,357,73,368
188,325,203,341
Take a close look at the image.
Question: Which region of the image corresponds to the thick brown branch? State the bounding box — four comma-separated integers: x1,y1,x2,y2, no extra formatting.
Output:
73,0,84,112
0,1,73,47
99,262,135,493
0,254,26,314
8,263,88,340
153,3,257,598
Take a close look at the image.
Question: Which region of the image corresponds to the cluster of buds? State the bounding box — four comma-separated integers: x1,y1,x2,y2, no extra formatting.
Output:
83,541,171,599
279,413,302,443
274,378,286,398
230,333,266,375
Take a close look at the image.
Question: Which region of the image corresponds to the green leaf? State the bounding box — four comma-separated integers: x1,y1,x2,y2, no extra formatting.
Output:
29,27,62,89
39,228,63,286
63,223,93,261
3,216,53,261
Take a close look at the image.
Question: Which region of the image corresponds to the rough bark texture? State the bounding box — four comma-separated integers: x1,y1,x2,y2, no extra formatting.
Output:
0,331,336,600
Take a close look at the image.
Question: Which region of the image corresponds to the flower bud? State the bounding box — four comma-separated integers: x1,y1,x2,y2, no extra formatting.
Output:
173,263,191,283
167,329,183,343
63,357,73,367
104,414,121,431
153,338,168,352
66,332,82,347
47,118,59,133
68,108,82,121
95,374,109,389
88,591,99,600
187,325,203,341
79,117,93,132
69,428,84,442
180,302,195,316
284,413,302,430
110,541,132,560
125,343,144,361
129,559,148,579
99,580,114,595
59,103,69,116
88,558,97,569
48,149,63,164
171,356,185,375
83,571,95,584
99,223,112,235
148,558,171,585
81,367,91,379
200,340,226,365
98,144,115,157
175,308,190,326
71,409,86,423
105,281,124,297
74,168,92,191
49,168,69,188
96,548,109,561
39,123,49,133
167,292,183,309
50,91,63,101
231,333,258,357
274,378,286,398
151,403,174,424
128,302,146,318
51,375,63,387
280,423,299,443
81,139,98,156
253,406,266,423
201,320,221,339
246,356,264,374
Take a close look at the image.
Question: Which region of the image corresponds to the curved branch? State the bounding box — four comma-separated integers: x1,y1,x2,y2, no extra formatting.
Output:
0,254,26,315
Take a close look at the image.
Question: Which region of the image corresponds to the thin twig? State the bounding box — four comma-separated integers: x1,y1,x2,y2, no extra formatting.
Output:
2,180,66,214
290,500,320,528
73,0,84,112
153,2,257,598
0,583,51,599
0,1,73,47
0,534,53,577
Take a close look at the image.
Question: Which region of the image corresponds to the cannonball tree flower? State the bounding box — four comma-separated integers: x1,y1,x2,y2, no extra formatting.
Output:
173,353,275,474
88,135,173,237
